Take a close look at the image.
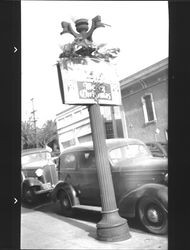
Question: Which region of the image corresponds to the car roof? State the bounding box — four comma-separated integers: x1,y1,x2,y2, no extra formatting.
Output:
60,138,145,155
22,148,49,156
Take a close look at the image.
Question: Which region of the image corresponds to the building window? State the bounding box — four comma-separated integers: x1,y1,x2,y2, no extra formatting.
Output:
141,93,157,124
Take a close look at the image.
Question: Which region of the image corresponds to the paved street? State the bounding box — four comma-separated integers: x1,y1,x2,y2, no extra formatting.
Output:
21,197,168,249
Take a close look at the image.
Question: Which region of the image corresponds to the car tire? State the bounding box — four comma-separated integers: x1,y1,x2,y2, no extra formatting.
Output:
23,185,37,204
138,197,168,235
59,190,75,217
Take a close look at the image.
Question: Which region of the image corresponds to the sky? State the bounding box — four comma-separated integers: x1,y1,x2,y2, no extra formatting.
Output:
21,1,169,127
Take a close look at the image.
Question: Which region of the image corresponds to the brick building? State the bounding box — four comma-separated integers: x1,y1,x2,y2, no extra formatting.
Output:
120,58,168,143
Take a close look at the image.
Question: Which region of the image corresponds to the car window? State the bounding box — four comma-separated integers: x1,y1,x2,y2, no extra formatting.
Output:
22,152,50,164
147,143,165,157
60,153,77,169
78,151,96,169
109,144,150,164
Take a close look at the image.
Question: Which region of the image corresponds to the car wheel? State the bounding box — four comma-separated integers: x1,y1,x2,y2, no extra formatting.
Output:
59,190,74,217
138,197,168,235
23,185,37,204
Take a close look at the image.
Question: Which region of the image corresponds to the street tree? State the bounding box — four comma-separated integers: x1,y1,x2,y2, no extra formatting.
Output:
36,120,59,152
22,119,59,153
21,119,37,149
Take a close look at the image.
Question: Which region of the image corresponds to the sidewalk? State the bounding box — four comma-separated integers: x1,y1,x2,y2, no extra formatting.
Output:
21,202,168,249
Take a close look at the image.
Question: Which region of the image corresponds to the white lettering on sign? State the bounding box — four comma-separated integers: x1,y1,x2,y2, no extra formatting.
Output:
83,82,95,91
79,89,95,99
78,81,112,101
98,92,111,100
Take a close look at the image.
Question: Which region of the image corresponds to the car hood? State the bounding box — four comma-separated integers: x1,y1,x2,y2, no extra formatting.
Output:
22,160,51,169
112,156,168,171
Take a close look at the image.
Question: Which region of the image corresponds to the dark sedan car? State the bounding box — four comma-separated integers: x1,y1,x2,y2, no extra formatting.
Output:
146,142,168,158
51,138,168,235
21,148,58,204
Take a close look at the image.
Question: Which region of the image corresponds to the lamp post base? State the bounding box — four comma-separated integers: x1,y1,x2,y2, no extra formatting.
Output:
96,209,131,242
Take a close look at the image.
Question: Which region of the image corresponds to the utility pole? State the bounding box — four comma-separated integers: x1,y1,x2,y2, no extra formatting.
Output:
30,98,38,148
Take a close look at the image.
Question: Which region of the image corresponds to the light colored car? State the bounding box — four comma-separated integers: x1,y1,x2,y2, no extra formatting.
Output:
51,138,168,235
21,148,58,204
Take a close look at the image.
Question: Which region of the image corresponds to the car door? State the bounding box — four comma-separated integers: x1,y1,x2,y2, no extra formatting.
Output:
74,150,101,206
109,144,161,202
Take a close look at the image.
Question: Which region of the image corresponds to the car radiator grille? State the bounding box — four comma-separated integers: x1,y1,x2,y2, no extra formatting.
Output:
23,169,36,178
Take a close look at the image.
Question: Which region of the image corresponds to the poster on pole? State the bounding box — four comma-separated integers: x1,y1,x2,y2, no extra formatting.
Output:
57,59,122,106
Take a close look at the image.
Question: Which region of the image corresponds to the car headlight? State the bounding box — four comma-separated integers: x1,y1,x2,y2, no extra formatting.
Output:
35,168,43,177
164,173,168,183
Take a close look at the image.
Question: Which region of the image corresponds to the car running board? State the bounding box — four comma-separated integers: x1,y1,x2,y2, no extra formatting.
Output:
72,205,102,212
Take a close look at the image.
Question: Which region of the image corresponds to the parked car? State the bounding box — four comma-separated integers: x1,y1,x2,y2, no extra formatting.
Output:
51,138,168,235
146,142,168,158
21,148,58,204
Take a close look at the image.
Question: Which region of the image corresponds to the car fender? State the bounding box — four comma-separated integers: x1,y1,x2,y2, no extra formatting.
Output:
118,183,168,218
22,177,42,188
51,181,80,206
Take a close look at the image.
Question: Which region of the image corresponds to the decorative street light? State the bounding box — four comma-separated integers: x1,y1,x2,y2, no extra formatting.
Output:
56,15,131,242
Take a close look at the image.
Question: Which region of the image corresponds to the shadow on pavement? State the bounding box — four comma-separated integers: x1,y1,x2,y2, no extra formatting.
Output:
33,199,98,240
21,195,150,237
21,193,50,213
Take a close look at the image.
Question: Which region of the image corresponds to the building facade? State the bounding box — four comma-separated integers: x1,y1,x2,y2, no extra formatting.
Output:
56,105,126,152
120,58,168,143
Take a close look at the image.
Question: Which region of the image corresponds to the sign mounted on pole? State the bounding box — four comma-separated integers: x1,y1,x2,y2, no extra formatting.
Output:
57,58,121,106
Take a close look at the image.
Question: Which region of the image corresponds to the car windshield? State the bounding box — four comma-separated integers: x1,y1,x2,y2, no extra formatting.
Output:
22,152,50,164
109,144,151,164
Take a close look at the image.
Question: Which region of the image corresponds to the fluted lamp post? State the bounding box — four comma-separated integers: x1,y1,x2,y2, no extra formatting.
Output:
57,16,131,242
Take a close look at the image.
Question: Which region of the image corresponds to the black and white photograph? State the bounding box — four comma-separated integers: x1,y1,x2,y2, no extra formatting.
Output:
21,1,168,249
